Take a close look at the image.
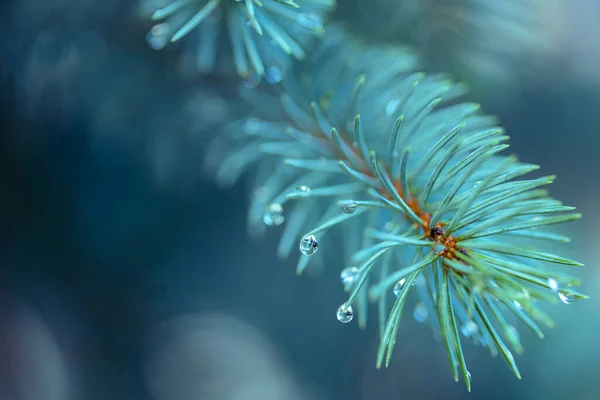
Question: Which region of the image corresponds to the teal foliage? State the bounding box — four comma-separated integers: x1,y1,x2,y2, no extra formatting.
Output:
140,0,335,81
206,27,585,390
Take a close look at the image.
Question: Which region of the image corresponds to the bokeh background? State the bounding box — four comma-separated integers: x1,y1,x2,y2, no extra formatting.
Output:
1,1,599,399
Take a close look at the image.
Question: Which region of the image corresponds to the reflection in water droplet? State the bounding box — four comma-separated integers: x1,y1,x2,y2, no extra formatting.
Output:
558,291,578,304
340,267,359,286
393,278,406,297
263,203,284,227
336,303,354,323
299,235,318,255
413,303,428,323
461,321,479,337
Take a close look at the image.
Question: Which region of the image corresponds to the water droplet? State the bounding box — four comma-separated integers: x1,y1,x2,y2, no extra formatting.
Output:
383,221,395,232
243,71,260,88
558,290,578,304
461,321,479,337
146,24,170,50
340,202,357,214
296,185,311,193
413,303,428,323
385,98,401,116
265,66,283,84
547,278,559,292
336,303,354,323
340,267,359,286
393,278,406,297
297,13,323,30
467,371,472,381
473,180,482,188
299,235,319,256
263,203,284,227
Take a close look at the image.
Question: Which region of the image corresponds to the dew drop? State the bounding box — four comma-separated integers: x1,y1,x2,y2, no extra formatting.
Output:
473,180,482,188
385,98,401,116
393,278,406,297
263,203,284,227
336,303,354,323
265,66,283,84
146,24,170,50
296,185,311,193
243,71,261,88
340,267,359,286
547,278,559,292
383,221,395,232
413,302,428,323
558,290,578,304
467,371,472,381
461,321,479,337
299,235,319,256
340,202,357,214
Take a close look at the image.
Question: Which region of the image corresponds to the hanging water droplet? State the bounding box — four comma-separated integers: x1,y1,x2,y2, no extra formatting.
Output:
336,303,354,323
146,24,170,50
558,290,578,304
547,278,559,292
461,321,479,337
340,202,357,214
467,371,472,381
393,278,406,297
413,303,428,323
263,203,284,227
340,267,359,286
265,66,283,84
243,71,261,88
299,235,319,255
385,98,401,117
296,185,311,193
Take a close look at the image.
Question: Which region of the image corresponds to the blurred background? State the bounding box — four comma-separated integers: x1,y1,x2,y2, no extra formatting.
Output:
1,1,599,399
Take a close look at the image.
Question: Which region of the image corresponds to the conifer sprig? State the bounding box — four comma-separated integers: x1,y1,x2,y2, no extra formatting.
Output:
206,27,585,390
140,0,335,80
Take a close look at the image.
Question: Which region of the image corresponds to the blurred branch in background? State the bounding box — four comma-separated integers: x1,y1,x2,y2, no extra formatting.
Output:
0,0,599,399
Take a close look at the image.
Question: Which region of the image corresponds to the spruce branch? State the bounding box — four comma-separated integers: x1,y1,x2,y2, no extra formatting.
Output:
139,0,335,80
206,27,586,390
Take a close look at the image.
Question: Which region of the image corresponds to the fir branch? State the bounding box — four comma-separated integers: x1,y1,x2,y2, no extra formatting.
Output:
140,0,335,80
207,27,586,390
